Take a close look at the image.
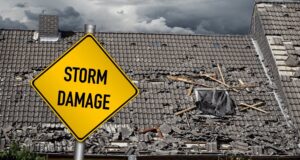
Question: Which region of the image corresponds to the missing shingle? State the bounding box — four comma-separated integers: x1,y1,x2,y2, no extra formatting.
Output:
100,41,105,46
245,45,251,49
65,41,73,45
27,40,34,43
130,42,136,46
192,44,198,48
222,45,228,49
157,90,170,94
226,66,247,72
283,13,289,17
161,43,167,47
31,66,47,72
163,103,170,107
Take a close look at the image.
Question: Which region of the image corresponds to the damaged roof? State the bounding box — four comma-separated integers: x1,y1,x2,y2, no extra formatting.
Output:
0,0,300,157
252,0,300,139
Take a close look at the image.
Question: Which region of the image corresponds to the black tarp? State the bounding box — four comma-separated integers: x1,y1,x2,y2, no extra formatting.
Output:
195,90,236,117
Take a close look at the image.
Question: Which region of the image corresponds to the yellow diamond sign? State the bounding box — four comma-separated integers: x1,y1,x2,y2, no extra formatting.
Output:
31,34,139,142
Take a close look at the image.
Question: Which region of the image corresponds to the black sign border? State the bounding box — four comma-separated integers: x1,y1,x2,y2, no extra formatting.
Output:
31,34,139,141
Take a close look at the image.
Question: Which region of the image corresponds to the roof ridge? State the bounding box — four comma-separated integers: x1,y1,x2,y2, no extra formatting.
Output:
256,0,300,4
2,29,251,38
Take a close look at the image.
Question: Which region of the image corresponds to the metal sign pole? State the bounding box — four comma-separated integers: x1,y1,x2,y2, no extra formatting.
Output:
73,23,96,160
74,141,85,160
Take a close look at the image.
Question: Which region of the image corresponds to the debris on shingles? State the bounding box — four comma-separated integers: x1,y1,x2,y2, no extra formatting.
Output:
13,71,36,86
120,126,133,140
175,106,197,116
294,69,300,78
166,64,262,93
139,127,163,139
0,108,298,155
285,54,299,67
167,75,210,88
217,64,225,83
199,73,239,92
235,79,257,92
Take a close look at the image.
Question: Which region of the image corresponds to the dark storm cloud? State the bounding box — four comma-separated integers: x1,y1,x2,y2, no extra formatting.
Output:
24,6,84,31
24,10,39,20
59,6,80,18
9,0,255,34
0,16,27,29
15,3,27,8
136,0,255,34
55,7,84,31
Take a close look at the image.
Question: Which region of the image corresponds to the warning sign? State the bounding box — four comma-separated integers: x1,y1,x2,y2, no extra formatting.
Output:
31,34,139,142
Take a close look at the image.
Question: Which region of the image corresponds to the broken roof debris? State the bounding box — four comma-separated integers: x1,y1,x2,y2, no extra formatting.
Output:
1,0,300,157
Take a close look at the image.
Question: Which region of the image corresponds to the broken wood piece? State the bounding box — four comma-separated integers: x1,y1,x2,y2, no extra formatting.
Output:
217,64,225,83
239,102,268,113
175,106,197,116
200,74,239,92
155,128,164,139
139,127,163,138
187,85,194,96
167,75,210,88
240,102,265,111
238,79,250,91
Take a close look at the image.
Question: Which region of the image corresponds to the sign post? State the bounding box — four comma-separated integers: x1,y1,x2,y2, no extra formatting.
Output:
30,24,139,160
74,24,96,160
74,141,85,160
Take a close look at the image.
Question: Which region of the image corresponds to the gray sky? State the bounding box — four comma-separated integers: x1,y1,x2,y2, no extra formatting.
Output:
0,0,255,35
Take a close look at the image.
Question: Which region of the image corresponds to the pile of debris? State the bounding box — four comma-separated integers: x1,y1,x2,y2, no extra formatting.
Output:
0,113,298,156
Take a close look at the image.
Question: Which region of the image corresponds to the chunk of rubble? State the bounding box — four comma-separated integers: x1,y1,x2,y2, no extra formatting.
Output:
159,123,172,135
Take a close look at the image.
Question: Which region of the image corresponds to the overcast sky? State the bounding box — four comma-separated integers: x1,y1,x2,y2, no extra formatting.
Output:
0,0,255,35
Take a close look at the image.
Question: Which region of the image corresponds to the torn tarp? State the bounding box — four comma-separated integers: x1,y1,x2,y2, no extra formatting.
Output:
195,90,236,117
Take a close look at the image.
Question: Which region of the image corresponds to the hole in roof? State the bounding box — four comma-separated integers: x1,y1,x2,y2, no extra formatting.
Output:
192,44,198,48
161,43,167,47
283,13,289,17
100,41,105,46
27,40,34,43
212,42,220,48
211,60,217,67
66,41,73,45
287,27,295,30
245,45,251,49
130,42,136,46
194,88,236,117
163,103,170,106
222,45,228,49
